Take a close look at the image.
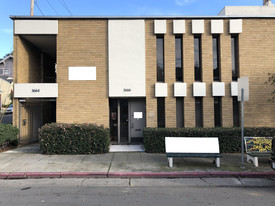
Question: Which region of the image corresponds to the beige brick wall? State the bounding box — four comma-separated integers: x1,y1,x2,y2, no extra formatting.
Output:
239,19,275,127
202,20,214,128
220,19,233,127
13,17,275,135
184,20,196,127
13,36,42,142
56,20,109,127
145,18,275,128
145,20,158,127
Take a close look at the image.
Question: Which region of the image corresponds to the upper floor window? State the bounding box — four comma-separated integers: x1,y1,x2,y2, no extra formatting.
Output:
157,35,165,82
194,35,202,82
213,35,220,81
231,35,239,81
175,35,183,82
4,69,9,75
0,69,3,75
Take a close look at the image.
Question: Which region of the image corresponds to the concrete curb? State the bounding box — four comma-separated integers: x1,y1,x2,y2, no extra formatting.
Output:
0,171,274,179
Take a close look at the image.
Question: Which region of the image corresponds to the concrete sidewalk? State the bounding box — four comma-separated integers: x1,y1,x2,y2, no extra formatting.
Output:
0,144,274,179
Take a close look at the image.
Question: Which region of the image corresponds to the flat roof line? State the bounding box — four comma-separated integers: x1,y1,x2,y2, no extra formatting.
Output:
9,15,275,20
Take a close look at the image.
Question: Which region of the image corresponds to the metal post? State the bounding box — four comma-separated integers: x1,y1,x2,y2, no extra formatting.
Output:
241,88,245,169
30,0,34,16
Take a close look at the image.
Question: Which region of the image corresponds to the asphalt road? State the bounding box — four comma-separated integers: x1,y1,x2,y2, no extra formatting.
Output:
0,113,12,124
0,178,274,206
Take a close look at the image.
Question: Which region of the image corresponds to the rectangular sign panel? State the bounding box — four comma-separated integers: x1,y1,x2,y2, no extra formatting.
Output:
68,67,96,80
238,76,249,101
14,83,58,98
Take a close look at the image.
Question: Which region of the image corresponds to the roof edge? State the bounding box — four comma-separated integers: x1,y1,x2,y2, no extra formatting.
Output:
10,15,275,20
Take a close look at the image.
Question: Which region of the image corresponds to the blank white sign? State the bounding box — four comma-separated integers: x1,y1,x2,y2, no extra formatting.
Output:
134,112,143,119
68,67,96,80
238,76,249,101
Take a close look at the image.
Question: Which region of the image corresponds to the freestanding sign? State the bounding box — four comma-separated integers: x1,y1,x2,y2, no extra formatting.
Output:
238,76,249,101
237,76,249,168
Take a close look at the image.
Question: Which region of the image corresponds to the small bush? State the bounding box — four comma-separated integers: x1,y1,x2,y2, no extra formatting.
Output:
0,124,19,147
39,123,110,155
143,127,275,153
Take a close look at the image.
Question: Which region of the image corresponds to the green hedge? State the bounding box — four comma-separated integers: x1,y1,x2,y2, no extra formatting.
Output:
144,127,275,153
39,123,110,154
0,124,19,147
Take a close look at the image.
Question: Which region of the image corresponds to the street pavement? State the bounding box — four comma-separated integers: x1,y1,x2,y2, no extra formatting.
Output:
0,178,274,206
0,144,274,179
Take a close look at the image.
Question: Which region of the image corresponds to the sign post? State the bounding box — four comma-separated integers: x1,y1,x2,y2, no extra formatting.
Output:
238,76,249,169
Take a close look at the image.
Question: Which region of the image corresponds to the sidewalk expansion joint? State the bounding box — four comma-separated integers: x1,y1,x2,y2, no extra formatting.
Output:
107,153,115,177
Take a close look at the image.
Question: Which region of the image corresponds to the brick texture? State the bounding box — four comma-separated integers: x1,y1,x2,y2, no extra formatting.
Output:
56,20,109,126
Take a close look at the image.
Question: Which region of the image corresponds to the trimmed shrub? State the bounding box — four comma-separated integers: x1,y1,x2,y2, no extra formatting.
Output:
143,127,275,153
39,123,110,154
0,124,19,147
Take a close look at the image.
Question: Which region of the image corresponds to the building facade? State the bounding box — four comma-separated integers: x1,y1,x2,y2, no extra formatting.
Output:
11,6,275,144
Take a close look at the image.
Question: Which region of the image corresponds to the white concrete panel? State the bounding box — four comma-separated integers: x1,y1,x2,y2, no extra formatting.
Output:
155,83,168,97
68,67,96,80
212,82,225,96
14,20,58,34
230,19,242,34
14,83,58,98
211,20,224,34
154,20,167,34
193,82,206,97
192,20,204,34
173,20,185,34
174,82,187,97
108,20,146,97
231,82,238,96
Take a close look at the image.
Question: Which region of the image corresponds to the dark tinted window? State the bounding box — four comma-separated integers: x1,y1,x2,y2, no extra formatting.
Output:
213,36,220,81
194,35,202,81
231,35,239,81
157,98,165,128
233,97,240,127
175,36,183,82
157,35,164,82
195,97,203,127
214,97,222,127
176,97,184,127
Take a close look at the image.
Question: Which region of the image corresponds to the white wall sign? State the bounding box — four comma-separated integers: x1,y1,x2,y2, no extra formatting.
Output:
14,83,58,98
68,67,96,81
238,76,249,101
134,112,143,119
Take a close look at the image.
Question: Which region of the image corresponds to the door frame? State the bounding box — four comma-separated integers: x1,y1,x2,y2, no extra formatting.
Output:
110,98,146,145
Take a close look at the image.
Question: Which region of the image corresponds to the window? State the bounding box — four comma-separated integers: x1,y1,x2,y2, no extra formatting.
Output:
233,97,240,127
214,97,222,127
176,97,184,127
0,69,3,75
195,97,203,127
157,98,165,127
194,35,202,82
213,35,220,81
157,35,164,82
175,35,183,82
3,69,9,75
231,35,239,81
